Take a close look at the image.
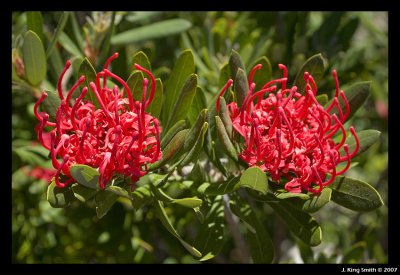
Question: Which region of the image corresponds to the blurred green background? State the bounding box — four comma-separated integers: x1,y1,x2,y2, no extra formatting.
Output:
12,11,388,263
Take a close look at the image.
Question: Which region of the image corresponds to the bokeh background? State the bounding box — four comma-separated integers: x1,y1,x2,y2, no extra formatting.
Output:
12,11,388,263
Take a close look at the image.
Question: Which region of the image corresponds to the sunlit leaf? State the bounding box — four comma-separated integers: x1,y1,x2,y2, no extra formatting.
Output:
240,166,268,195
23,31,46,87
70,164,99,190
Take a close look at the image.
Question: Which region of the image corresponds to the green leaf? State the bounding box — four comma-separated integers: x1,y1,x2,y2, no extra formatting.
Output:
47,179,74,208
217,97,233,138
215,116,238,161
162,49,195,121
69,164,99,190
197,177,240,196
184,109,208,151
342,242,366,263
268,201,322,246
229,49,246,82
275,192,310,200
160,120,187,149
26,12,44,43
339,130,381,158
107,185,132,200
287,188,332,213
132,51,151,71
131,185,153,210
95,190,119,219
166,74,198,129
230,195,274,263
153,200,202,258
111,18,192,45
327,81,371,122
23,31,47,87
71,184,97,203
78,58,99,107
234,68,249,108
46,12,69,58
329,176,384,212
250,56,272,91
125,11,162,23
240,166,268,195
149,129,189,170
146,78,163,118
97,12,116,66
150,184,174,203
58,32,82,57
127,71,144,101
187,86,207,126
218,62,230,88
180,122,208,167
316,94,328,105
294,53,326,94
40,90,61,120
193,196,225,261
172,198,203,208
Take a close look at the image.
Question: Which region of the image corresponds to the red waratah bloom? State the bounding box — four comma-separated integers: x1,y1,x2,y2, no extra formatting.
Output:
217,64,359,194
34,53,162,189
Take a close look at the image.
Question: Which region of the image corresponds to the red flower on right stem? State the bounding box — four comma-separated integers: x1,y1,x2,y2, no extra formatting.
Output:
217,64,359,194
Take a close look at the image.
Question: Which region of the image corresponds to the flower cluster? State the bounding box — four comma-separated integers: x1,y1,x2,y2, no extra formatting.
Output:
217,64,359,194
34,53,162,189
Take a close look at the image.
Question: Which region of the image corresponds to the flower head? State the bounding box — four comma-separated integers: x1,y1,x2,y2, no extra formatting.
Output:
217,64,359,194
35,53,162,189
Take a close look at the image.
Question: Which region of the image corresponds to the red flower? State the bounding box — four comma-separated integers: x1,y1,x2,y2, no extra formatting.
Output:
34,53,162,189
217,64,359,194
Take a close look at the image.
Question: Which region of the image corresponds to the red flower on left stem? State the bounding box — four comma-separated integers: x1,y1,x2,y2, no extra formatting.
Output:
34,53,162,189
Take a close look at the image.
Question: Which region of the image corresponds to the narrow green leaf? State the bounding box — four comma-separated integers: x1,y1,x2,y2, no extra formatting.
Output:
250,56,272,91
268,201,322,246
162,49,194,121
184,109,208,151
275,192,310,200
95,190,119,219
97,11,116,66
240,166,268,195
69,164,99,190
147,78,163,118
71,183,97,202
197,177,240,196
316,94,328,105
131,185,153,210
125,11,162,23
111,19,192,45
229,49,246,82
234,68,249,108
42,90,61,120
187,86,207,126
287,188,332,213
329,176,384,212
23,31,47,87
172,198,203,208
218,62,231,88
166,74,198,129
132,51,151,71
58,32,82,57
150,184,174,203
149,129,189,170
215,116,238,161
218,97,233,138
107,185,132,200
294,53,326,94
127,71,144,101
78,58,99,108
160,120,187,149
339,130,381,158
193,196,225,261
180,122,208,167
26,12,44,43
47,179,74,208
326,81,371,122
69,12,84,51
230,195,274,263
46,12,69,58
154,199,202,258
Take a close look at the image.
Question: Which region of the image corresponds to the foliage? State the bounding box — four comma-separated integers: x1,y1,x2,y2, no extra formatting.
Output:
12,11,387,263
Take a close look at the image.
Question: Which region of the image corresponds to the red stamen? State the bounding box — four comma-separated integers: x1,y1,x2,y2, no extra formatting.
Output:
134,63,157,108
65,76,86,105
70,87,88,127
57,61,71,100
348,127,359,158
248,64,262,85
54,155,70,188
103,52,119,88
339,90,350,122
34,92,56,126
337,145,351,174
104,69,135,111
151,120,161,163
278,64,288,90
332,69,340,98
